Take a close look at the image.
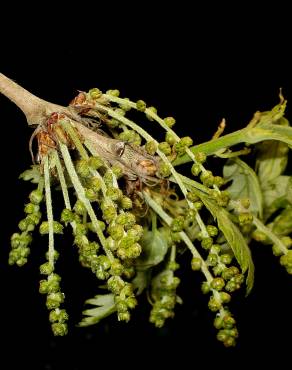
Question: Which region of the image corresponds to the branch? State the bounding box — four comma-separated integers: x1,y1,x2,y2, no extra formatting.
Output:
0,72,77,126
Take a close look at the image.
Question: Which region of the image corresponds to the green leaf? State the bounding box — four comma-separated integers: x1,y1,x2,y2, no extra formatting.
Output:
223,158,263,218
256,118,289,186
19,165,42,183
261,176,292,220
132,270,150,295
135,228,169,270
271,206,292,236
198,193,255,295
78,293,116,327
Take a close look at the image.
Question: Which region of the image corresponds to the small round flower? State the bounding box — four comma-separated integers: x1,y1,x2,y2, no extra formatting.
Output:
158,163,171,177
165,132,176,145
220,254,233,265
191,163,201,176
171,216,185,232
111,165,123,179
40,262,54,275
24,203,40,214
75,159,91,178
107,224,124,241
201,237,213,250
207,253,218,266
164,117,176,128
200,170,214,187
211,277,225,291
107,276,125,294
106,187,123,202
194,152,206,164
158,142,172,156
61,209,75,223
146,106,157,121
29,189,43,205
145,139,157,155
88,156,104,170
208,296,222,312
136,100,147,112
106,89,120,97
46,292,64,310
191,257,202,271
201,281,211,294
206,225,218,237
89,88,102,99
120,196,133,210
51,322,68,336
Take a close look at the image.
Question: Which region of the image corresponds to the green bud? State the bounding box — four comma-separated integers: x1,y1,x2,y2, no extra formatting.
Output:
29,189,43,205
145,141,157,155
107,224,124,241
89,88,102,100
73,200,86,215
49,309,69,323
193,201,203,210
18,219,29,232
136,100,147,112
107,276,125,294
75,223,87,236
207,253,218,266
168,261,180,271
200,170,214,187
208,296,222,312
106,187,123,201
158,142,172,156
191,257,202,271
51,322,68,336
126,297,137,309
238,213,253,226
201,282,210,294
116,212,136,229
220,292,231,303
120,196,132,210
164,117,176,128
220,254,233,265
118,311,130,322
116,300,128,313
106,89,120,97
46,292,64,310
111,165,123,179
102,206,117,223
24,203,40,214
191,163,201,176
158,163,171,177
165,132,176,145
75,159,91,178
123,266,136,279
206,225,218,237
214,316,223,329
85,188,98,201
213,176,225,188
40,262,54,275
39,280,49,294
280,250,292,267
222,266,240,280
146,106,157,121
201,237,213,250
39,222,49,234
110,259,124,276
222,315,236,329
89,177,101,193
281,236,292,248
194,152,206,164
88,156,104,170
61,209,74,223
171,216,185,232
225,280,239,292
127,243,142,258
119,98,131,112
211,277,225,291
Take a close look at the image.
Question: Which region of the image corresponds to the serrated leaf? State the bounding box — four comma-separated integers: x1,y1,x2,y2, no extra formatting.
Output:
198,193,255,295
19,165,42,183
135,228,168,270
223,158,263,218
262,176,292,220
78,293,116,327
256,118,289,186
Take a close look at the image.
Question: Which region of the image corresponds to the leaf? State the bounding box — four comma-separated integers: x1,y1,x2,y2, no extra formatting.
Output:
262,176,292,220
223,158,263,218
19,165,42,183
256,118,289,186
198,193,255,295
78,293,116,327
132,270,150,295
135,228,169,270
271,206,292,236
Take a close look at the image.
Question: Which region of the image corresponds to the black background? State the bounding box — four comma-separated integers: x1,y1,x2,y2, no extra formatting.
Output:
1,6,292,369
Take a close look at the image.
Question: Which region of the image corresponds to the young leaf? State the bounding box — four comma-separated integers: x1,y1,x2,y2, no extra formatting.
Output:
197,192,255,295
19,165,42,183
261,176,292,220
223,158,263,218
78,293,116,327
135,228,169,270
256,118,289,186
